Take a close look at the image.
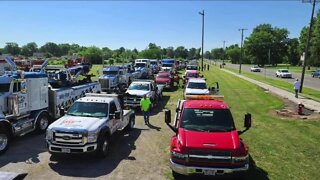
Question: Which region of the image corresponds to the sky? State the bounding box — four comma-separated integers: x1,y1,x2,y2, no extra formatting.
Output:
0,1,319,51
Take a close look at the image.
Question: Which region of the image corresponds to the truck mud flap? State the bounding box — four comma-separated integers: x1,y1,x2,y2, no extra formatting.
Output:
0,171,27,180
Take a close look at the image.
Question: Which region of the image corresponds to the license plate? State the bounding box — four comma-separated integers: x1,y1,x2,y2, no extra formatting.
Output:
61,148,71,153
203,170,216,176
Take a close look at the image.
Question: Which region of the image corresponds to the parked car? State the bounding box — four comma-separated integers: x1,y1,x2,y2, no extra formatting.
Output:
312,69,320,78
250,65,261,72
276,69,292,78
183,70,202,84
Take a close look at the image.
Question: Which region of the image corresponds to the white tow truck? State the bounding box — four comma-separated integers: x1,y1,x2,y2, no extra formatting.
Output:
99,66,132,93
46,93,135,157
0,56,101,154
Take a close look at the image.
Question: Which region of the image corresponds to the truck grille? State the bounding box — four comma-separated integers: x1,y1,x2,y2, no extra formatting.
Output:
124,95,142,104
188,150,232,164
53,132,84,146
99,79,110,89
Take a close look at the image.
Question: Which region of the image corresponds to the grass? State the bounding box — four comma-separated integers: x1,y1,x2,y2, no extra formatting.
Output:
264,64,319,75
224,67,320,102
201,66,320,179
89,64,320,179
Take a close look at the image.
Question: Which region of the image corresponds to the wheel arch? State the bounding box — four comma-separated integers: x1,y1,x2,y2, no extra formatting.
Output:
0,120,14,138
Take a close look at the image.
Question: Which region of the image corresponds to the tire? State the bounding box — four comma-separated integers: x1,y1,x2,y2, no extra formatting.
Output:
95,133,110,158
0,127,10,155
172,171,184,180
35,112,50,133
125,116,135,131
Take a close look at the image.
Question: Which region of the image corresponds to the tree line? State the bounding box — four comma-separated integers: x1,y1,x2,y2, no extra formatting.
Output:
1,10,319,66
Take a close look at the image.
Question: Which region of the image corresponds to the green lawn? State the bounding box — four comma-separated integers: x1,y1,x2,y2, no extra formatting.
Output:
163,66,320,179
225,67,320,102
89,64,320,179
264,64,319,75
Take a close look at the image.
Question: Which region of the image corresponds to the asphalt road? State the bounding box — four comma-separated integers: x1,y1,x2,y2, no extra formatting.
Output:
225,63,320,90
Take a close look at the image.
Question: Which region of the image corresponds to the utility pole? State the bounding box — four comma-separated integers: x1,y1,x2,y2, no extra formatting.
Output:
300,0,317,93
199,10,205,72
239,28,247,73
222,41,226,65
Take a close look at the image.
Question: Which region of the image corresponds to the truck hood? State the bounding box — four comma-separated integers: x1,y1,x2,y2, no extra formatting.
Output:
185,88,209,95
179,128,240,150
48,115,105,132
126,90,149,96
135,67,145,71
156,78,171,83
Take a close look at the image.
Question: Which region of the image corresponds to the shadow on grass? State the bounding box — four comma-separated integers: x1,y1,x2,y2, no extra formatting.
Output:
172,155,269,180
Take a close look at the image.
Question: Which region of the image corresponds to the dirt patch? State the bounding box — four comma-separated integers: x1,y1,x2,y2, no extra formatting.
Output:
269,96,320,120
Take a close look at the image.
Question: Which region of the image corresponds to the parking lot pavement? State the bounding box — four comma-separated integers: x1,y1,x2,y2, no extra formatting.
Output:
222,69,320,113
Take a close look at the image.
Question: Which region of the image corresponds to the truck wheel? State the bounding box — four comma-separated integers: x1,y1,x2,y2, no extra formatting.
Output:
172,171,184,180
35,112,50,133
0,128,10,155
96,134,110,158
125,116,135,131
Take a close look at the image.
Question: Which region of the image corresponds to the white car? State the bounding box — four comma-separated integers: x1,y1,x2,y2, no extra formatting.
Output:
250,65,261,72
183,78,209,99
276,69,292,78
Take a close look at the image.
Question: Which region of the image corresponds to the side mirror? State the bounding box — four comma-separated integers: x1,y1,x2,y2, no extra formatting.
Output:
200,75,204,78
183,76,185,79
115,111,121,119
182,85,185,88
165,109,171,124
244,113,252,129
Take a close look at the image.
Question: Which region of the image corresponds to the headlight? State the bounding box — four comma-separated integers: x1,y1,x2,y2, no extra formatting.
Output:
46,130,53,140
87,132,98,143
232,155,249,163
171,151,188,159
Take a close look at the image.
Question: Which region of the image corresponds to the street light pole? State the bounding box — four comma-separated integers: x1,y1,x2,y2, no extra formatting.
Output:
239,28,247,73
222,40,226,65
300,0,317,93
199,10,205,72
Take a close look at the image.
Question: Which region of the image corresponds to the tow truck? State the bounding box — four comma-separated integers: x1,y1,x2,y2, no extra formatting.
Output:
0,56,101,154
99,66,132,93
46,93,135,157
165,95,252,178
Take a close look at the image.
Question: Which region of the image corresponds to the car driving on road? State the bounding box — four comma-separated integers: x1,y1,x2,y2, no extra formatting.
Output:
250,65,261,72
276,69,292,78
312,69,320,78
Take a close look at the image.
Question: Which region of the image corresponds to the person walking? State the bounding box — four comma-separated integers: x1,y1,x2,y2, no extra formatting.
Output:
294,78,300,98
207,64,210,71
140,94,152,125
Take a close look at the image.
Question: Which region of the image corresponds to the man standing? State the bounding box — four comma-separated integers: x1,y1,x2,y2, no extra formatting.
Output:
294,78,300,98
140,94,152,125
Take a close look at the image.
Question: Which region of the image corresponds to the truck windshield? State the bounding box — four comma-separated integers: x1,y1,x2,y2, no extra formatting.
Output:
128,83,150,91
67,102,109,117
187,82,207,89
150,61,157,65
187,66,198,70
157,74,170,78
103,71,118,75
135,63,146,68
187,73,199,78
0,84,10,92
162,64,173,67
181,108,235,132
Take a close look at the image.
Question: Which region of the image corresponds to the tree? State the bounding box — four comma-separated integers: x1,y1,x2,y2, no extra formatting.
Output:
226,46,241,64
204,51,211,59
166,47,175,58
102,47,113,60
58,43,71,56
211,48,223,60
3,42,20,55
244,24,289,66
310,10,320,66
21,42,38,57
174,46,188,59
40,42,61,57
188,48,197,59
286,38,300,66
78,46,103,64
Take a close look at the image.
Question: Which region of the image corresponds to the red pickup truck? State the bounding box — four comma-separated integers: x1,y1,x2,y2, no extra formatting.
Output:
165,95,251,178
